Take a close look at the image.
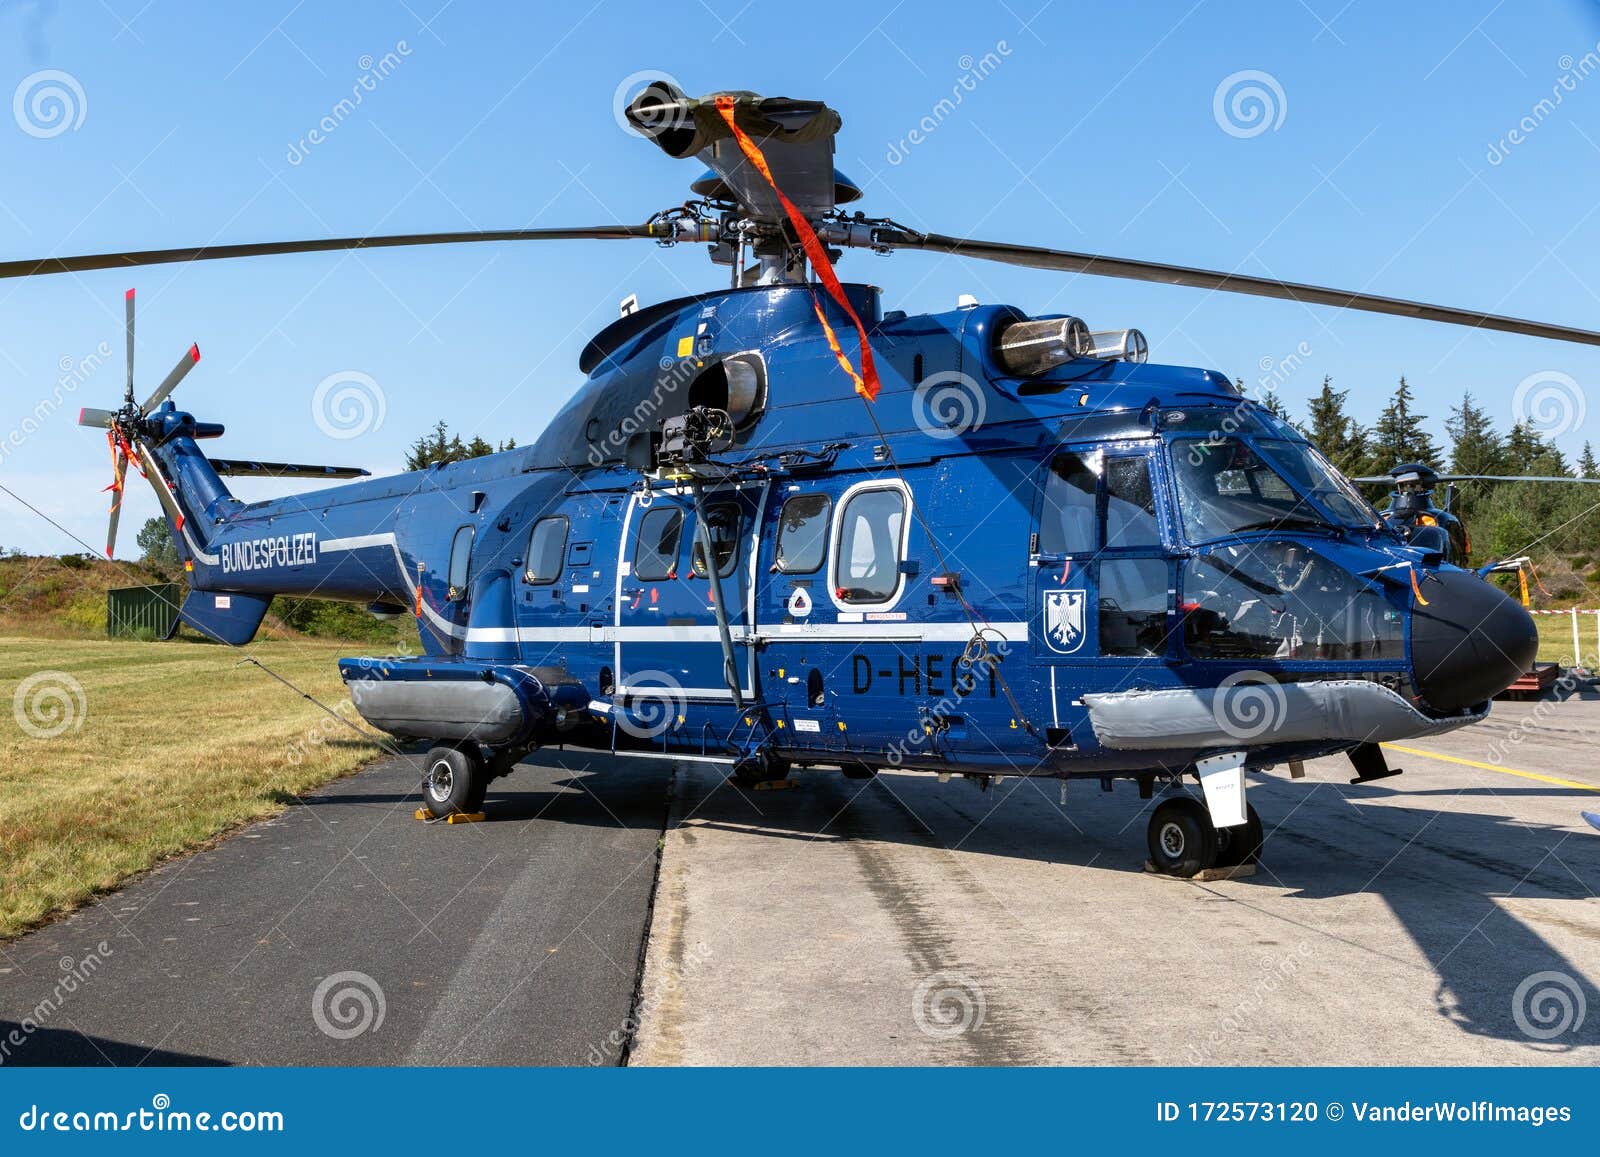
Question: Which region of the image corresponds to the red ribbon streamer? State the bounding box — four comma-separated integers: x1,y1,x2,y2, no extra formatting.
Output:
712,95,881,401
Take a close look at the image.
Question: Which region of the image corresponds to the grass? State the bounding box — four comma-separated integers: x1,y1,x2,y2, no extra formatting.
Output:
0,634,389,939
1534,612,1600,667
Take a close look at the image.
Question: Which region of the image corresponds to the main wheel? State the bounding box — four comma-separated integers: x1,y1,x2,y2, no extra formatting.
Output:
1213,803,1264,868
1147,797,1218,878
421,743,488,818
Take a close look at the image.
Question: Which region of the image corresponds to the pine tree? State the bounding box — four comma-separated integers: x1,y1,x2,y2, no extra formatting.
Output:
1258,388,1291,422
1579,442,1598,478
1444,390,1505,476
1302,376,1370,476
1370,376,1443,467
404,422,504,470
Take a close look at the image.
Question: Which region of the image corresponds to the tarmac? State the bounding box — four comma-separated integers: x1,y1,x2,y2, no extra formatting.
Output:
2,695,1597,1066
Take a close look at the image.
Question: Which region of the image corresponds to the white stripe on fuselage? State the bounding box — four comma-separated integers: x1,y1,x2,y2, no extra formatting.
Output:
464,622,1029,645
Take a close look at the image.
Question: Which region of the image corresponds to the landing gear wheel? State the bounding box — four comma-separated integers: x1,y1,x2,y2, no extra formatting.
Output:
421,743,488,818
1147,797,1218,878
732,752,789,789
1213,803,1263,868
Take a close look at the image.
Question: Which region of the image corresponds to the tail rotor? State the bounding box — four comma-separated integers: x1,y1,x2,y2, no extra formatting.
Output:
75,286,201,558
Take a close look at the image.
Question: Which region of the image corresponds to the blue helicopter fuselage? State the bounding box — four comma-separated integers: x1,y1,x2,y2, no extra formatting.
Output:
141,282,1536,779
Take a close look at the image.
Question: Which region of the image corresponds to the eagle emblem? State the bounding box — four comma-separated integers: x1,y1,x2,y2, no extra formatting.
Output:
1043,589,1086,654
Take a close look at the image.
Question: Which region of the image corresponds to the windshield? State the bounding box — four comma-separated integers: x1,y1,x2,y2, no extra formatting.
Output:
1255,439,1381,529
1170,436,1374,542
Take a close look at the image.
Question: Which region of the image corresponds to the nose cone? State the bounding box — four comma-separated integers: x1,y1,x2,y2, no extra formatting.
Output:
1411,570,1539,712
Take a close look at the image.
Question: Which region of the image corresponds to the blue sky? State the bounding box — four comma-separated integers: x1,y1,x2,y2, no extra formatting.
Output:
3,0,1599,554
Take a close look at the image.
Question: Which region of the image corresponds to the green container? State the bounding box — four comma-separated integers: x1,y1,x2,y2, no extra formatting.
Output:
106,583,181,639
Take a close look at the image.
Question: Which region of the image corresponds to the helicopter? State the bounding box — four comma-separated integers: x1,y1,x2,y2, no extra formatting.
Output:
13,80,1600,879
1353,461,1600,570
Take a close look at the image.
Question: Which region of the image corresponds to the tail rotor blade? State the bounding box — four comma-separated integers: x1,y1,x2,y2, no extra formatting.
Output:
141,343,200,412
78,407,117,428
105,448,128,558
124,287,135,406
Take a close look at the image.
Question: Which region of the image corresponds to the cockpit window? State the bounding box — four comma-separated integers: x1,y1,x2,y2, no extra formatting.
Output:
1038,450,1162,553
1255,439,1381,529
1103,456,1162,548
1182,540,1403,661
1170,437,1338,542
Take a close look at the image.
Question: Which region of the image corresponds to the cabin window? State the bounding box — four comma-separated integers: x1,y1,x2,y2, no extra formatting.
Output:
446,525,474,601
524,516,568,585
690,503,742,578
1098,558,1169,657
633,507,683,581
833,486,908,605
1038,452,1099,555
1103,456,1161,549
774,494,831,574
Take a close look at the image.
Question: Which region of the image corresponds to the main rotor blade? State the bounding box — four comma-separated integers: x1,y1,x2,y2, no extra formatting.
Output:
1352,473,1600,485
141,343,200,413
0,226,660,281
882,230,1600,348
78,407,117,428
124,287,135,405
208,458,370,479
1437,473,1600,484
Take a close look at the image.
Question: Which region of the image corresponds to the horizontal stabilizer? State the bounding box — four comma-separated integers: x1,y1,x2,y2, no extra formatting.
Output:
208,458,370,479
178,588,273,645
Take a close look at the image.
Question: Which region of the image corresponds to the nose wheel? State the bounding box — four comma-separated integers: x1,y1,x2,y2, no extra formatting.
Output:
1146,797,1262,877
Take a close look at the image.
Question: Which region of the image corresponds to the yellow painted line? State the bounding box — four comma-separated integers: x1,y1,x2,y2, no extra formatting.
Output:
1381,743,1600,792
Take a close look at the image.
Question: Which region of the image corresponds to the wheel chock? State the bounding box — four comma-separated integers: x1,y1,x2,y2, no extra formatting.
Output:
1143,860,1257,882
413,808,488,823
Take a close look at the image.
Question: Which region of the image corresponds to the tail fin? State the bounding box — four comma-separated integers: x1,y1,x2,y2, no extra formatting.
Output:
177,588,273,645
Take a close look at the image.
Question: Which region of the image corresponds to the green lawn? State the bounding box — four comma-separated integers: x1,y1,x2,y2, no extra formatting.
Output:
0,636,388,938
